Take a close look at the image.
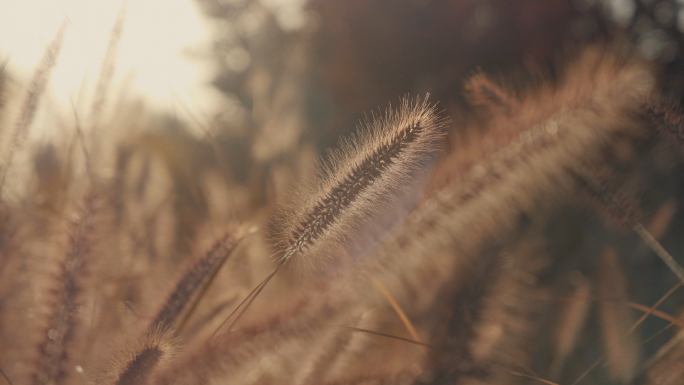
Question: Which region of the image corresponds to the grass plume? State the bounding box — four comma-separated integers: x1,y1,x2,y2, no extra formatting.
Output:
598,247,639,383
29,191,99,385
272,95,446,270
102,332,175,385
149,228,245,334
0,21,67,196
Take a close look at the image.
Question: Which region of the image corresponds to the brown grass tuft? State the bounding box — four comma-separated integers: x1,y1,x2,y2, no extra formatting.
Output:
598,247,639,383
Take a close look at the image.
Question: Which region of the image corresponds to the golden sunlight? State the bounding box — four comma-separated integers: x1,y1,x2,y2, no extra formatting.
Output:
0,0,219,120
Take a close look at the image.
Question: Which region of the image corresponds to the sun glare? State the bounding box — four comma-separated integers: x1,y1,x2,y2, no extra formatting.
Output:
0,0,219,124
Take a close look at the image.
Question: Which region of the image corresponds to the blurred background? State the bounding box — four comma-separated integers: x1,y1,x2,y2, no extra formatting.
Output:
8,0,684,144
4,1,684,383
6,0,684,185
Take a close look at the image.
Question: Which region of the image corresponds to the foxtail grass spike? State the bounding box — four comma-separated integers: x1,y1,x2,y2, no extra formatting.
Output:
89,2,126,129
30,192,98,385
0,21,67,197
150,229,244,334
105,333,174,385
273,95,446,269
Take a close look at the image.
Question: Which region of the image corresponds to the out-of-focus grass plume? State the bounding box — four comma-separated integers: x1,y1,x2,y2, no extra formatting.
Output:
4,1,684,385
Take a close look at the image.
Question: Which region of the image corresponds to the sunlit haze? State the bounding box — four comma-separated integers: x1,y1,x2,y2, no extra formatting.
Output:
0,0,220,124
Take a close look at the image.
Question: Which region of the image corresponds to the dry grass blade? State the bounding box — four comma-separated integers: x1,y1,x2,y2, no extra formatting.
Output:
335,326,432,348
492,364,560,385
627,282,682,336
632,223,684,284
564,280,682,384
209,259,284,338
558,297,684,327
598,247,638,383
644,329,684,384
550,275,591,379
371,278,426,355
639,313,684,348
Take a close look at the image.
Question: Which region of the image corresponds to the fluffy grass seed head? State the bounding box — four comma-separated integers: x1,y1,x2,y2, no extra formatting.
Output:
271,95,447,273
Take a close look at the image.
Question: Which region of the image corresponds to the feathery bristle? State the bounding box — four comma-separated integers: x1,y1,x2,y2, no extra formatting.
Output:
273,95,446,269
149,229,244,333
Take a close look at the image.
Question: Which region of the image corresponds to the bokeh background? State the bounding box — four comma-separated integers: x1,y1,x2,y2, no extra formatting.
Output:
5,1,684,384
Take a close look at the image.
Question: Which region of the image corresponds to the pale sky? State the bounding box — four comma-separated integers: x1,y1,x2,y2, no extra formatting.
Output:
0,0,222,125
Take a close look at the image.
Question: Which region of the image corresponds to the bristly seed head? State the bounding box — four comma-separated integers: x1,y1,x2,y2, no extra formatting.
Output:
275,95,447,269
290,120,423,251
